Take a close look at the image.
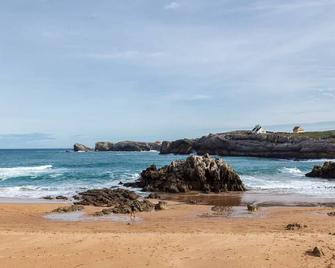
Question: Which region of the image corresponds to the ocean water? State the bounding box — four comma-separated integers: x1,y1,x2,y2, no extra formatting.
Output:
0,149,334,199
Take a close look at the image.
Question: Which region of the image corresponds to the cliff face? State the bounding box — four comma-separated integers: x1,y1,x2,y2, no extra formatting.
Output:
160,131,335,159
95,141,161,152
73,143,93,152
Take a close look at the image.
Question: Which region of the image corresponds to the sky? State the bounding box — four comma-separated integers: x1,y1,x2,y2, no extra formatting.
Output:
0,0,335,148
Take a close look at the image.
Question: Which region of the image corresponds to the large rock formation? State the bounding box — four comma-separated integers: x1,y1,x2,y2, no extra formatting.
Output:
73,143,93,152
95,141,161,151
160,131,335,159
124,154,246,193
306,162,335,179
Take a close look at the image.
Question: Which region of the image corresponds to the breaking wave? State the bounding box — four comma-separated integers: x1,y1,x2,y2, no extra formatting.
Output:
0,165,53,181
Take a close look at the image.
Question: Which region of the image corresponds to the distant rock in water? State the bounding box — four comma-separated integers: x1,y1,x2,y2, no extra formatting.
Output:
95,142,114,151
73,143,93,152
160,131,335,159
95,141,161,152
124,154,246,193
306,162,335,179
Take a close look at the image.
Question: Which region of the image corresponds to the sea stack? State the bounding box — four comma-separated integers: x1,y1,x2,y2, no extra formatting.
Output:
124,154,246,193
306,162,335,179
73,143,93,152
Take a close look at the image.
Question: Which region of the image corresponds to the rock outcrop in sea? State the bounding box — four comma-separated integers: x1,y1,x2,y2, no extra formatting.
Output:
73,143,93,152
95,141,161,151
160,131,335,159
124,154,245,193
306,162,335,179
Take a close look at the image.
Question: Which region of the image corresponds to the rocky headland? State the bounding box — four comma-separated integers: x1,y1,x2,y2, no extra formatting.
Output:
160,130,335,159
306,161,335,179
124,154,245,193
94,141,161,151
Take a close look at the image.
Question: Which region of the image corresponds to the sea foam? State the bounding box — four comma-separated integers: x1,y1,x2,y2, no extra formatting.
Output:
0,165,53,180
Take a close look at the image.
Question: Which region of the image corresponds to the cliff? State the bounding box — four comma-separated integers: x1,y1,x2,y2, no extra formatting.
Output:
160,130,335,159
95,141,161,152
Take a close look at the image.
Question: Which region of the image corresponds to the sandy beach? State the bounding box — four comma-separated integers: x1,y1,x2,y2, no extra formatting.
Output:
0,199,334,268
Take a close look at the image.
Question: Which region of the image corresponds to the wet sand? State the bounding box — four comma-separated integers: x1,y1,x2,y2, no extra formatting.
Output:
0,196,334,268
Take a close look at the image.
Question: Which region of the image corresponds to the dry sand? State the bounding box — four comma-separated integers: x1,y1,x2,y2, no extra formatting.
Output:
0,200,334,268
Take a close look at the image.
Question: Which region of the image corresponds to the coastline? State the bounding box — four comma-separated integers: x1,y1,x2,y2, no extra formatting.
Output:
0,199,334,267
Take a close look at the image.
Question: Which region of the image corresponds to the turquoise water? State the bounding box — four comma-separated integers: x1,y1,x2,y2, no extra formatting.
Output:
0,149,334,199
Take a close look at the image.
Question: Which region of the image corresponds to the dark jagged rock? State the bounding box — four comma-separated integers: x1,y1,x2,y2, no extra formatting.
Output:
74,188,155,215
327,212,335,216
55,195,68,200
73,143,93,152
306,162,335,179
307,247,324,257
95,141,161,152
124,154,245,193
160,131,335,159
52,205,84,213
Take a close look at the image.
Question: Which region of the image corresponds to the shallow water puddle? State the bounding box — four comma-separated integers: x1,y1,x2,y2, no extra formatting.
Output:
44,211,143,223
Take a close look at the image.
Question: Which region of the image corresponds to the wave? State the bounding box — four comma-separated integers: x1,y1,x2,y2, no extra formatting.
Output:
278,167,304,176
0,165,53,181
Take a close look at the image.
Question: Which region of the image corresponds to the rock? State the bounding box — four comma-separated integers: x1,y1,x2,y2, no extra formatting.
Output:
95,142,114,151
74,188,155,215
52,205,84,213
211,206,233,216
155,201,167,210
286,223,307,230
308,247,324,257
247,203,258,212
160,131,335,159
95,141,162,152
306,162,335,179
73,143,93,152
74,188,140,207
125,154,245,193
160,139,194,154
327,212,335,216
42,196,53,200
55,195,68,200
146,193,161,199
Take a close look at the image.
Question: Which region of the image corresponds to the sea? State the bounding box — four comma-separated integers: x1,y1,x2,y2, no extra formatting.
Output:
0,149,334,201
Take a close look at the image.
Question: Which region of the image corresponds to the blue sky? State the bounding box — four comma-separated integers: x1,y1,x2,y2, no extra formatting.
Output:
0,0,335,148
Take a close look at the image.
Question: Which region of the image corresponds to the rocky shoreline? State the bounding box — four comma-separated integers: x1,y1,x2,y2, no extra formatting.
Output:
73,130,335,159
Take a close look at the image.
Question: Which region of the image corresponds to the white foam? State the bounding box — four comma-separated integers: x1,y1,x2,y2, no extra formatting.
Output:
278,167,304,176
0,165,53,180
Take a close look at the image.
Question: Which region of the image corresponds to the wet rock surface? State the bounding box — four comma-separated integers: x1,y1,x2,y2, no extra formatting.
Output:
124,154,245,193
286,223,307,230
52,205,84,213
306,161,335,179
74,188,155,215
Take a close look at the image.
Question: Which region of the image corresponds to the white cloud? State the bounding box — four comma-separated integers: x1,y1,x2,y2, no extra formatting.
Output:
164,2,180,10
